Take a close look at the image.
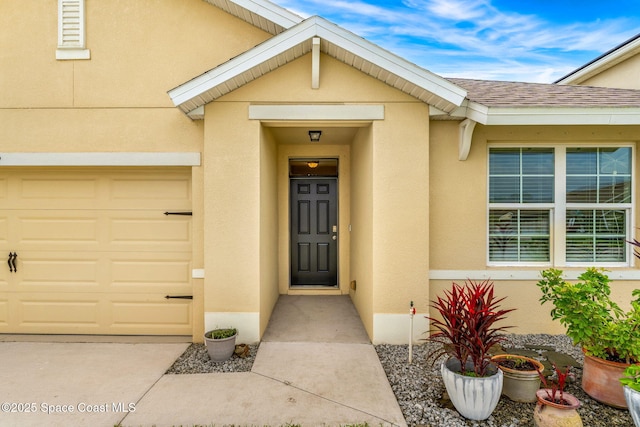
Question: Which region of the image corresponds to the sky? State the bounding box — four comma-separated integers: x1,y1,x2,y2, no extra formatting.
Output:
273,0,640,83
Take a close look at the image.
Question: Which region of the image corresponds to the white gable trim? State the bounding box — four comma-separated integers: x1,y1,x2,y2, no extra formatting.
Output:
0,152,201,166
556,35,640,85
169,16,466,117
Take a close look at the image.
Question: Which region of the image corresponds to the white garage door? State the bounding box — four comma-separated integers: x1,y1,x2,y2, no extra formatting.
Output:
0,167,193,335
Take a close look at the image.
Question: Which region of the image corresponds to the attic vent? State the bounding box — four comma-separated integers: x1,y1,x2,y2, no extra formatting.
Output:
56,0,90,60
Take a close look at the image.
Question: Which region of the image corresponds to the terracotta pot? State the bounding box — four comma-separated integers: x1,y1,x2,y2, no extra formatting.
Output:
492,354,544,403
441,357,503,421
533,389,582,427
624,386,640,427
582,352,629,408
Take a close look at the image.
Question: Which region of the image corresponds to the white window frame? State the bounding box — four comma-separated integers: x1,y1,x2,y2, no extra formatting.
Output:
56,0,90,60
487,143,635,268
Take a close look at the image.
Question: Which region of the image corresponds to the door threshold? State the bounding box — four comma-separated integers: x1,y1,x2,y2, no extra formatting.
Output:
288,286,342,295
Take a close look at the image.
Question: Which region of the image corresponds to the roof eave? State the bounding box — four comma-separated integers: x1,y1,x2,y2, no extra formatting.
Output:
202,0,302,34
468,105,640,125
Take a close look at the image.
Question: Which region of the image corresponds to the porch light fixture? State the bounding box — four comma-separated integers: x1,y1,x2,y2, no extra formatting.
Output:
307,161,319,169
308,130,322,142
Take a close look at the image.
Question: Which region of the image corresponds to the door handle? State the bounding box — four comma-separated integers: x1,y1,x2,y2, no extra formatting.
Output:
7,252,16,273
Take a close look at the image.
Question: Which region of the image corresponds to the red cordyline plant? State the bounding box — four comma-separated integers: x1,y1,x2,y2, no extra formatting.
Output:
426,279,514,377
536,363,574,405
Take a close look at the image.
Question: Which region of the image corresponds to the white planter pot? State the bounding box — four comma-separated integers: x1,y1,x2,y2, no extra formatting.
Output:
441,357,503,421
203,331,237,362
624,386,640,427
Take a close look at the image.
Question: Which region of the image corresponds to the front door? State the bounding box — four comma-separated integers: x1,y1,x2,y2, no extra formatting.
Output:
290,178,338,286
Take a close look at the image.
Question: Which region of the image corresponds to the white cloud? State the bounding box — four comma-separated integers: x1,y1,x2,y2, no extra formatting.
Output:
275,0,640,82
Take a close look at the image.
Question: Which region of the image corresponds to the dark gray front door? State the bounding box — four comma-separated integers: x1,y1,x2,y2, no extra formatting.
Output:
290,178,338,286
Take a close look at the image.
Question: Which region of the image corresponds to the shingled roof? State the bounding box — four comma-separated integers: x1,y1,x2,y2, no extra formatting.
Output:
447,78,640,108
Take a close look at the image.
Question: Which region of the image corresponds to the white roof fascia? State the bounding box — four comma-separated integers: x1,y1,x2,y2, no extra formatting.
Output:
556,36,640,85
169,16,467,115
480,107,640,126
463,101,488,124
311,18,467,108
204,0,302,34
168,21,318,107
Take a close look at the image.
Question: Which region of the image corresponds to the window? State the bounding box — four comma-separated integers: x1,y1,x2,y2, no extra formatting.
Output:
488,146,633,266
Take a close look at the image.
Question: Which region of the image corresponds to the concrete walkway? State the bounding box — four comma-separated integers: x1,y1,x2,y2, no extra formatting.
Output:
0,295,407,427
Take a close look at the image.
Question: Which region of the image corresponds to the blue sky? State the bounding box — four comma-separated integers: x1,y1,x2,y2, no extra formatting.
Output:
274,0,640,83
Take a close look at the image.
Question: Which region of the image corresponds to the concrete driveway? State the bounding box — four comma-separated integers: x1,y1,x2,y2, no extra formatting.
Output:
0,296,407,427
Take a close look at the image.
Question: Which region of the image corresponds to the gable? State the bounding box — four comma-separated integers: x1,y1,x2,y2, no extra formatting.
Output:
168,16,467,117
556,33,640,89
215,51,424,104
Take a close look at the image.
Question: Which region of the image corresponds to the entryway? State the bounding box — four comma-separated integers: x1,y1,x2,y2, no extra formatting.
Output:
261,295,369,343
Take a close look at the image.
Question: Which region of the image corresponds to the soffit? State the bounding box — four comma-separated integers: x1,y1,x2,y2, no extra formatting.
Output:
202,0,302,34
168,16,467,117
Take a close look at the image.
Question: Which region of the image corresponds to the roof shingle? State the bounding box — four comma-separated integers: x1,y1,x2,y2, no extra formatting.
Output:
447,78,640,108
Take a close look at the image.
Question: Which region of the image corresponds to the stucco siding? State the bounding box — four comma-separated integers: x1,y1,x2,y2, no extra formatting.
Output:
429,122,640,335
259,128,280,337
371,103,430,342
350,125,374,339
579,53,640,90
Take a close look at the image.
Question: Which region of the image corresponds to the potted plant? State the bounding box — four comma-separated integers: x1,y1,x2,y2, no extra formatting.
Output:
533,364,582,427
620,364,640,427
537,267,640,408
426,279,514,420
203,327,238,362
491,353,545,403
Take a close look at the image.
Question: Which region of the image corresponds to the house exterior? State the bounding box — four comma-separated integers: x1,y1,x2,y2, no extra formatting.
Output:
1,0,639,344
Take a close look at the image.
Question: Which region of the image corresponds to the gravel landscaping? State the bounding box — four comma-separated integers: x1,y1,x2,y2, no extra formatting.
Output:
165,335,635,427
376,334,634,427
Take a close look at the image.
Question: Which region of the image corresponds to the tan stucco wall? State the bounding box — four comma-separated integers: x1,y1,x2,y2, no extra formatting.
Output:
259,128,280,337
1,0,269,109
372,103,431,312
204,101,261,312
578,53,640,89
429,121,640,334
350,126,374,338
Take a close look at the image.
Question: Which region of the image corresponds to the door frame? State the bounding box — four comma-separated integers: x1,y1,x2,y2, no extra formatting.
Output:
287,157,340,290
289,174,339,287
277,146,351,296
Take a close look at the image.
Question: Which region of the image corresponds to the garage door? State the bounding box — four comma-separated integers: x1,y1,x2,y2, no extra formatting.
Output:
0,167,193,335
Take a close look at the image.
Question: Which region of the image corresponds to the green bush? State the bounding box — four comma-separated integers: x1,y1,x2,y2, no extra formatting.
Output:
206,328,237,339
537,267,639,364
